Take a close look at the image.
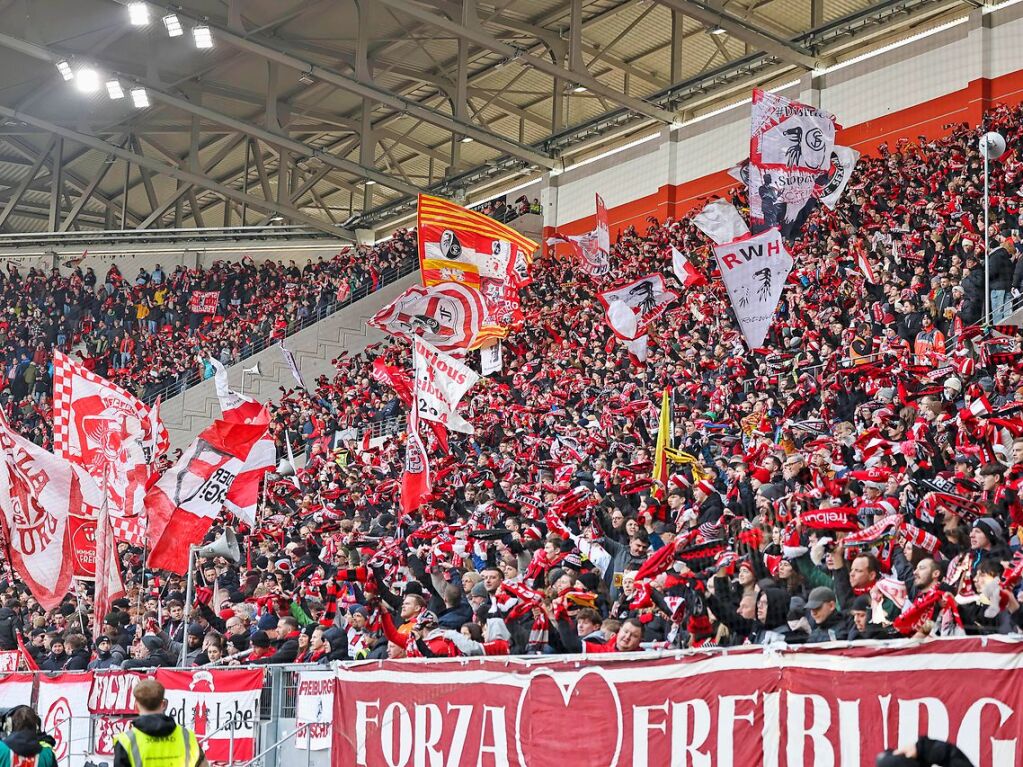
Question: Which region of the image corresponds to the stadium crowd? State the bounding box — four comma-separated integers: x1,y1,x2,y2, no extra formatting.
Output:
0,229,418,451
4,105,1023,669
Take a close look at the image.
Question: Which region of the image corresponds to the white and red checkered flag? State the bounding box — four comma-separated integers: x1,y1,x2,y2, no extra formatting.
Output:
52,351,169,557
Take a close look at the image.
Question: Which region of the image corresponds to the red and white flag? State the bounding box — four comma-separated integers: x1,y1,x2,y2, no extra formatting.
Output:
370,281,500,353
670,246,708,288
0,410,101,610
856,247,877,284
211,359,275,526
145,418,268,574
546,194,611,278
401,412,431,518
92,502,124,638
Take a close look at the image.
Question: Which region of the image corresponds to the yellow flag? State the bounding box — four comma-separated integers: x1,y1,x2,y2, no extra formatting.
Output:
652,388,671,498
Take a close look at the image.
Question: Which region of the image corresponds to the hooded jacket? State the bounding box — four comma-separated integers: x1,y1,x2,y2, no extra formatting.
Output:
3,730,58,767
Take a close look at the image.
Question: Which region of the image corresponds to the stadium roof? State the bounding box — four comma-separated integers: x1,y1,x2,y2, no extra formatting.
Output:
0,0,983,239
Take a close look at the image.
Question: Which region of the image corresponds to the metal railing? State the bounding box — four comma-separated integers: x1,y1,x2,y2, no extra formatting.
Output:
138,257,420,406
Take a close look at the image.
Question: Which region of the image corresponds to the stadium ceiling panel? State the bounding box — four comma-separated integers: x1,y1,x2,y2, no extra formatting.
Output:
0,0,982,237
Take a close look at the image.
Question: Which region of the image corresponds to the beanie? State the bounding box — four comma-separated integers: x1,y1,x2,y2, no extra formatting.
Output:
695,479,715,496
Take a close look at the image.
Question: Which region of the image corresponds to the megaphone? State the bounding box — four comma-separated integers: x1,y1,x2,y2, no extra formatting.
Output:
276,459,296,477
244,362,262,376
195,527,241,563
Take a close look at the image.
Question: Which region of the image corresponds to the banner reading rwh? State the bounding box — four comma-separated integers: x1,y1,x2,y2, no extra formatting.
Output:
333,638,1023,767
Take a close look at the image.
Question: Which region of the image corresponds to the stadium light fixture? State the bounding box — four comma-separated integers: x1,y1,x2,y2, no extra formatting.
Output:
709,25,726,35
460,136,474,143
130,87,150,108
572,85,587,93
163,13,183,37
192,25,214,49
56,60,74,81
365,180,376,186
75,68,101,93
106,80,125,99
128,2,149,26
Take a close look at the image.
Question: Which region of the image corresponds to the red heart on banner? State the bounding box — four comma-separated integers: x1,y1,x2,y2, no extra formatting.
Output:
514,670,622,767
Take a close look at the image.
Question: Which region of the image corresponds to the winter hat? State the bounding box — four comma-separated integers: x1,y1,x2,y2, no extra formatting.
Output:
187,623,205,638
251,631,272,648
257,613,279,631
141,635,164,652
695,479,715,496
470,582,489,599
972,517,1003,543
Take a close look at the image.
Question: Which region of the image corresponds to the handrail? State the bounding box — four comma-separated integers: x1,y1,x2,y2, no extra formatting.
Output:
138,257,420,406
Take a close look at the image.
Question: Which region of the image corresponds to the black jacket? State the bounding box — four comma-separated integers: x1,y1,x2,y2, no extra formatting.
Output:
0,607,20,650
252,632,300,664
806,610,848,643
988,246,1014,291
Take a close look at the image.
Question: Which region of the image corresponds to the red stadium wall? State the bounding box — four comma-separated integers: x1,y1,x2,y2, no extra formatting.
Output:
550,68,1023,242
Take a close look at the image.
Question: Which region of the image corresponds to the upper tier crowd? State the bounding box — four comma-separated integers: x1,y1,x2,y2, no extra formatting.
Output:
4,105,1023,670
0,229,418,451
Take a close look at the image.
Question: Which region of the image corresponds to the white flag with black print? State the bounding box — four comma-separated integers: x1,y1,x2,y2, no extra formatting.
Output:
750,89,837,173
713,227,793,351
818,145,861,209
598,274,679,336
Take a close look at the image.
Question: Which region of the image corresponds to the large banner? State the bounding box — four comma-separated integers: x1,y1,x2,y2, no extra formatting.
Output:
333,638,1023,767
38,673,93,767
89,671,148,757
158,668,263,763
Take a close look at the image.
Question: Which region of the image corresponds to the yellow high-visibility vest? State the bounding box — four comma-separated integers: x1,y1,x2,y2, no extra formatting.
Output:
113,724,201,767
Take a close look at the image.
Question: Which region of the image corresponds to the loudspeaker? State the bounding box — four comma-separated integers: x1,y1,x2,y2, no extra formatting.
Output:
196,528,241,563
244,362,262,376
981,131,1006,160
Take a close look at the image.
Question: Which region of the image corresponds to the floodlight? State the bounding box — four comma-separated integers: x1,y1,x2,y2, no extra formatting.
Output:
56,60,74,81
192,25,213,49
163,14,183,37
106,80,125,99
128,3,149,26
130,87,150,108
76,68,100,93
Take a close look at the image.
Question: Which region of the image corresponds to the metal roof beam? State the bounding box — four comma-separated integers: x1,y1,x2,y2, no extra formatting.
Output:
0,105,351,239
110,0,555,170
653,0,818,69
374,0,677,124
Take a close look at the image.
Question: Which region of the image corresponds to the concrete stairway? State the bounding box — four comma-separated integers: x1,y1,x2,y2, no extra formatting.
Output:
158,272,421,452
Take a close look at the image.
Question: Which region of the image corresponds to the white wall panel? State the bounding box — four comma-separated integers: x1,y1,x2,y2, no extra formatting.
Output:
555,137,667,225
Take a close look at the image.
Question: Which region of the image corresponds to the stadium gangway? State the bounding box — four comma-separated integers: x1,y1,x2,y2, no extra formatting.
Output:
138,256,421,406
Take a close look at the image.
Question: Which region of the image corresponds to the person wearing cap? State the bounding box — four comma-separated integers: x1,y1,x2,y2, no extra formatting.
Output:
401,610,462,658
246,617,300,665
89,634,123,670
113,679,209,767
805,587,847,643
122,634,174,670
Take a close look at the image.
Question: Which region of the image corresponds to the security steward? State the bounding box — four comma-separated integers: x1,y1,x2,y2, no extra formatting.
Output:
113,680,208,767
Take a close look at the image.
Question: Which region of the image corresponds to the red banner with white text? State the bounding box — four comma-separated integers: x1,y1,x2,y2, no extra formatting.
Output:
333,638,1023,767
